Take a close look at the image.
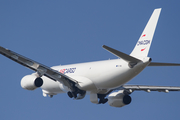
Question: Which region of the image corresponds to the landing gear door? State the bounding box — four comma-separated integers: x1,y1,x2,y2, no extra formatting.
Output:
90,92,98,104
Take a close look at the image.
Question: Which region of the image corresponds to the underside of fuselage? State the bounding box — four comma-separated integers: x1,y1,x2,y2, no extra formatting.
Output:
41,58,151,95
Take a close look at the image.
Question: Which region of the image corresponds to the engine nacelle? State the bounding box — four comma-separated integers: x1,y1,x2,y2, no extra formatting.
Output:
21,74,43,90
108,90,131,107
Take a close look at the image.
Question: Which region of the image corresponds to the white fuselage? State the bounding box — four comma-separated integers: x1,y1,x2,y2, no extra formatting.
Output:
41,58,150,95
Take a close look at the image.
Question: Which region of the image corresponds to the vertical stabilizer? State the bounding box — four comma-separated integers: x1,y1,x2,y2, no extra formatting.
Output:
130,8,161,59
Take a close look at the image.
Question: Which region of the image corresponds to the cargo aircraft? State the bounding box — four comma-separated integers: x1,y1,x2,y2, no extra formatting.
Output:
1,8,180,107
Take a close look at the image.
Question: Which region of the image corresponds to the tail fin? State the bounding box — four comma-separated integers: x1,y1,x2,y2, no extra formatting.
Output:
130,8,161,59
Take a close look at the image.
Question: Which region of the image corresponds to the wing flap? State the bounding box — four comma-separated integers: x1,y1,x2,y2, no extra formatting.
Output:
122,85,180,93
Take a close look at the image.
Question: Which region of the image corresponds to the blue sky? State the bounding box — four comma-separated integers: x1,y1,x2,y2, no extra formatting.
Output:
0,1,180,120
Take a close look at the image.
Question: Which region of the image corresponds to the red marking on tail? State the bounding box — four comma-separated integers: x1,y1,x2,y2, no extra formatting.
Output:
141,48,146,51
142,34,146,37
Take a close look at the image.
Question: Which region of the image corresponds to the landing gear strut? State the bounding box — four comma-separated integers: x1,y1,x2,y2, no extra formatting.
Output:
98,94,108,104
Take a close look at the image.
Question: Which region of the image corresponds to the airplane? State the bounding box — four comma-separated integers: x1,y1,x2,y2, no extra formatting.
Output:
1,8,180,108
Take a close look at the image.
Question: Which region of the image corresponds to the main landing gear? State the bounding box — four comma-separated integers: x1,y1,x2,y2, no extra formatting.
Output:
98,94,108,104
67,91,73,98
67,90,86,100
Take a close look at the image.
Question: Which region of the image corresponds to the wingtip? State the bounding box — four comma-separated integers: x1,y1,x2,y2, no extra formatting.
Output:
102,45,106,48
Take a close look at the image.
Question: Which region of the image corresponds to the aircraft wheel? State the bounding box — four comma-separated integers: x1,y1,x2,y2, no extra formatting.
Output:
67,92,73,98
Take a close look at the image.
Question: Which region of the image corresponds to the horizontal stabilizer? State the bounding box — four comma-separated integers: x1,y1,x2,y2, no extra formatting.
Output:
102,45,141,64
148,62,180,66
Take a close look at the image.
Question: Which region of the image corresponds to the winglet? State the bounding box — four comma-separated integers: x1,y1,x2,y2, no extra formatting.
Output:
103,45,141,67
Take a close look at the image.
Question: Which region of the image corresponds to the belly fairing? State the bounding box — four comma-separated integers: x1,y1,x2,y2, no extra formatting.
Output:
86,61,148,89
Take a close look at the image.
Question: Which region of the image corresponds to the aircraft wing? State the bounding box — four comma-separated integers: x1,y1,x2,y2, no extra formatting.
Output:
120,85,180,94
0,46,78,91
148,62,180,66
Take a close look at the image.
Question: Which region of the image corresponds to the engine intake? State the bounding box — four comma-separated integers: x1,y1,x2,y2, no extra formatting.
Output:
21,74,43,90
108,90,132,107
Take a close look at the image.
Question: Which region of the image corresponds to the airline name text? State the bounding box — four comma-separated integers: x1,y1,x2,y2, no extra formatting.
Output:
59,68,76,74
137,40,150,46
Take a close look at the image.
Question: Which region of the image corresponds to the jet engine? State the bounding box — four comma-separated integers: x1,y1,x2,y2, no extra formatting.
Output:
108,90,131,107
21,74,43,90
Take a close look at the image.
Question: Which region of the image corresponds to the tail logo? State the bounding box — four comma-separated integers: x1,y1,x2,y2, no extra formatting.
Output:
137,40,150,46
142,34,146,37
141,47,146,51
60,68,76,74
